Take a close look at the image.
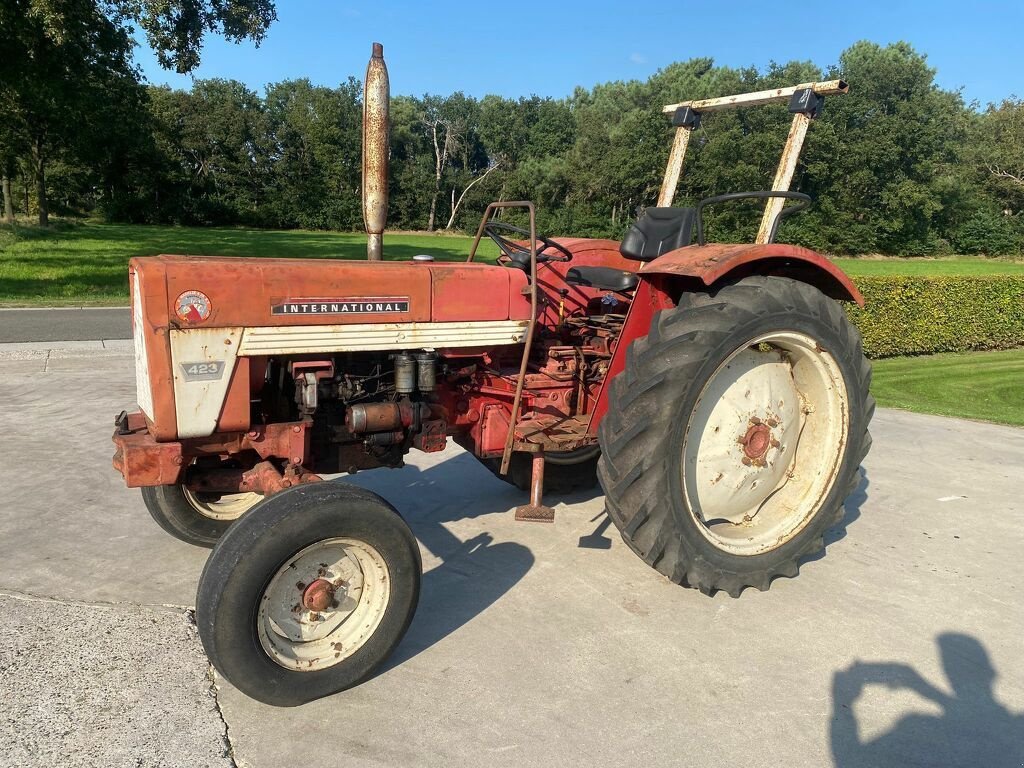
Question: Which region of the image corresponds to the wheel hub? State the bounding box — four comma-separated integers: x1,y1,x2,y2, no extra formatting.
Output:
301,579,336,612
741,422,772,460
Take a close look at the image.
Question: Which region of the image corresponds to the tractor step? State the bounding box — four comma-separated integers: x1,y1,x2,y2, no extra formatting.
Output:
514,414,593,453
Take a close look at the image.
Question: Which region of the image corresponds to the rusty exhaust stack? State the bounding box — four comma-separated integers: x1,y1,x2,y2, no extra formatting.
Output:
363,42,390,261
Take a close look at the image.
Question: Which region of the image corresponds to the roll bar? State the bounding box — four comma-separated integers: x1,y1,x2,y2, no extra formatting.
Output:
658,80,848,243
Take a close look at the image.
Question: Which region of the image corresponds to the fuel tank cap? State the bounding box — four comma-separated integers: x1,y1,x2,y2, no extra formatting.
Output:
412,254,435,262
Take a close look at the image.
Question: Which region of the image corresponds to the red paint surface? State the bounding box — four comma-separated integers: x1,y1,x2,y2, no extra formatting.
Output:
639,243,863,305
112,419,311,488
588,278,675,431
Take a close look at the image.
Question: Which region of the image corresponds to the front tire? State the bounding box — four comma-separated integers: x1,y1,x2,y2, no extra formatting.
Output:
598,276,873,597
142,485,261,548
196,482,421,706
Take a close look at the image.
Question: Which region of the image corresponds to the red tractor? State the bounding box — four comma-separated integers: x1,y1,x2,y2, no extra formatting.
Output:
111,78,871,706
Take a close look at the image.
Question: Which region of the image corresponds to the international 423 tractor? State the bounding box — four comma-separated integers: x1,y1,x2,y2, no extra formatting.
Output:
111,56,871,706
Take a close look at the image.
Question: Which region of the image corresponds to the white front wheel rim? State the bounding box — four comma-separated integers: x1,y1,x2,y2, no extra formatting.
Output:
257,538,391,672
681,331,849,556
182,488,260,521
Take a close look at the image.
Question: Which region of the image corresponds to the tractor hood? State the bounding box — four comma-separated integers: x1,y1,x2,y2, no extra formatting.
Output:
135,255,531,327
129,255,531,441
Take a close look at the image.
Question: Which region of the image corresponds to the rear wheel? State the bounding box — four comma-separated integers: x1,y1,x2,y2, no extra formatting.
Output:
598,276,873,596
196,482,421,706
141,484,261,548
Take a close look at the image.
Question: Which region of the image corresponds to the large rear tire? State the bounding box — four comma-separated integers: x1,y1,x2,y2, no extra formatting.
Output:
196,482,421,706
598,276,873,597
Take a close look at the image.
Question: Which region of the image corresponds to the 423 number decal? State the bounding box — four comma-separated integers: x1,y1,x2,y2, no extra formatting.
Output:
179,361,225,381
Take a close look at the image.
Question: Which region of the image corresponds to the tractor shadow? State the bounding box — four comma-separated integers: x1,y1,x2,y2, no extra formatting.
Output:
338,451,604,670
338,456,868,669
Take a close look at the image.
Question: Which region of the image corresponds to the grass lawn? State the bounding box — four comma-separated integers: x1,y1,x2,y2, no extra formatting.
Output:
0,221,501,305
1,220,1023,305
832,257,1024,276
871,348,1024,426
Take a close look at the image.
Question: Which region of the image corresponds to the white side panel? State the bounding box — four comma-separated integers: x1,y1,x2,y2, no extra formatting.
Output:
237,320,528,356
169,327,243,439
131,271,154,419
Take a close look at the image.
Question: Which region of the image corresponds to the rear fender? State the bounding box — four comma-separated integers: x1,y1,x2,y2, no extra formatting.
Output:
638,243,863,306
588,243,861,433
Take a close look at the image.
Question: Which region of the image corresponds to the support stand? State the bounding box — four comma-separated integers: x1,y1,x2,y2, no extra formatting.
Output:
514,450,555,523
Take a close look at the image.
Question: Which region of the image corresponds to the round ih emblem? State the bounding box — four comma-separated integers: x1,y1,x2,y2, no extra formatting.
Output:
175,290,212,322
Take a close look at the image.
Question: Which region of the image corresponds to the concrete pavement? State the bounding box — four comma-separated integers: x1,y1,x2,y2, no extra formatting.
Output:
0,347,1021,767
2,594,233,768
0,307,130,343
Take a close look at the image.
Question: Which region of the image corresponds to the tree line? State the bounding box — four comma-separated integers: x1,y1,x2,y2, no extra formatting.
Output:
2,3,1023,255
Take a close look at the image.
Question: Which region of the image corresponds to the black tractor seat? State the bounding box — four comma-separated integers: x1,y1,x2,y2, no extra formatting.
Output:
620,206,696,260
565,265,639,292
563,206,697,293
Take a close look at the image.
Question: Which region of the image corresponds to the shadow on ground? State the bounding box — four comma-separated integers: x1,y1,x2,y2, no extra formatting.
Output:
802,467,870,569
339,451,604,670
830,632,1024,767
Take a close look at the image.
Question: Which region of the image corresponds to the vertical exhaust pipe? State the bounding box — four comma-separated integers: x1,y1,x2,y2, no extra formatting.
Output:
363,42,390,261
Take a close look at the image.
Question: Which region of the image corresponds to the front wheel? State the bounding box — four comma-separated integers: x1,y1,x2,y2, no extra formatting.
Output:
196,482,421,706
141,484,261,548
598,276,873,597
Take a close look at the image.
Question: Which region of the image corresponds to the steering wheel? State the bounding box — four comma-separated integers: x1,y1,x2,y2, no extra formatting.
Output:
484,221,573,270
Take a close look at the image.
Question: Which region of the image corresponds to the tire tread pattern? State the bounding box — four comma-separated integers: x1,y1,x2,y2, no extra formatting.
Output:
598,276,873,597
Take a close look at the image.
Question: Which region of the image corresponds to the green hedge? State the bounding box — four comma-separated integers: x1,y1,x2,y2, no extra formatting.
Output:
845,276,1024,358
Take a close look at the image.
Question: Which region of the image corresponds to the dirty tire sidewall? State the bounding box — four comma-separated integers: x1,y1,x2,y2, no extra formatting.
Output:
597,276,873,596
196,482,421,707
142,484,244,548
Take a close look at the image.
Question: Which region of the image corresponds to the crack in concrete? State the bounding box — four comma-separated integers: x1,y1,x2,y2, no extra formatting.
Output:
207,664,243,768
0,586,193,612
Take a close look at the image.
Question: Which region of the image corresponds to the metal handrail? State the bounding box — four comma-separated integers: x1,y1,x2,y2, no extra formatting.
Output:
695,191,811,245
467,202,540,476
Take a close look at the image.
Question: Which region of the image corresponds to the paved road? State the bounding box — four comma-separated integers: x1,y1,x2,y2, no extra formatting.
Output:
1,348,1022,767
0,307,130,343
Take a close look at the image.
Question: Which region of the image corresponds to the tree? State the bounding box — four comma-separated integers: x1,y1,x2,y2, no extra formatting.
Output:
0,118,23,223
788,42,969,254
444,160,500,230
147,79,266,224
416,92,487,230
0,0,277,226
0,0,140,225
262,78,362,228
104,0,277,73
421,95,461,231
975,99,1024,211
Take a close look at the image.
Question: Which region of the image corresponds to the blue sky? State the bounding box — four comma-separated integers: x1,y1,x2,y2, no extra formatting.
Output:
135,0,1022,107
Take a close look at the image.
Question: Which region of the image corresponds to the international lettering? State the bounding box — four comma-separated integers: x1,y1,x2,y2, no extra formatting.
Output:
271,298,410,315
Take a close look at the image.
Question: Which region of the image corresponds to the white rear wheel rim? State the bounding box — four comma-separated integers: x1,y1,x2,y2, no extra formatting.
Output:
681,331,849,556
182,488,260,521
257,538,391,672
